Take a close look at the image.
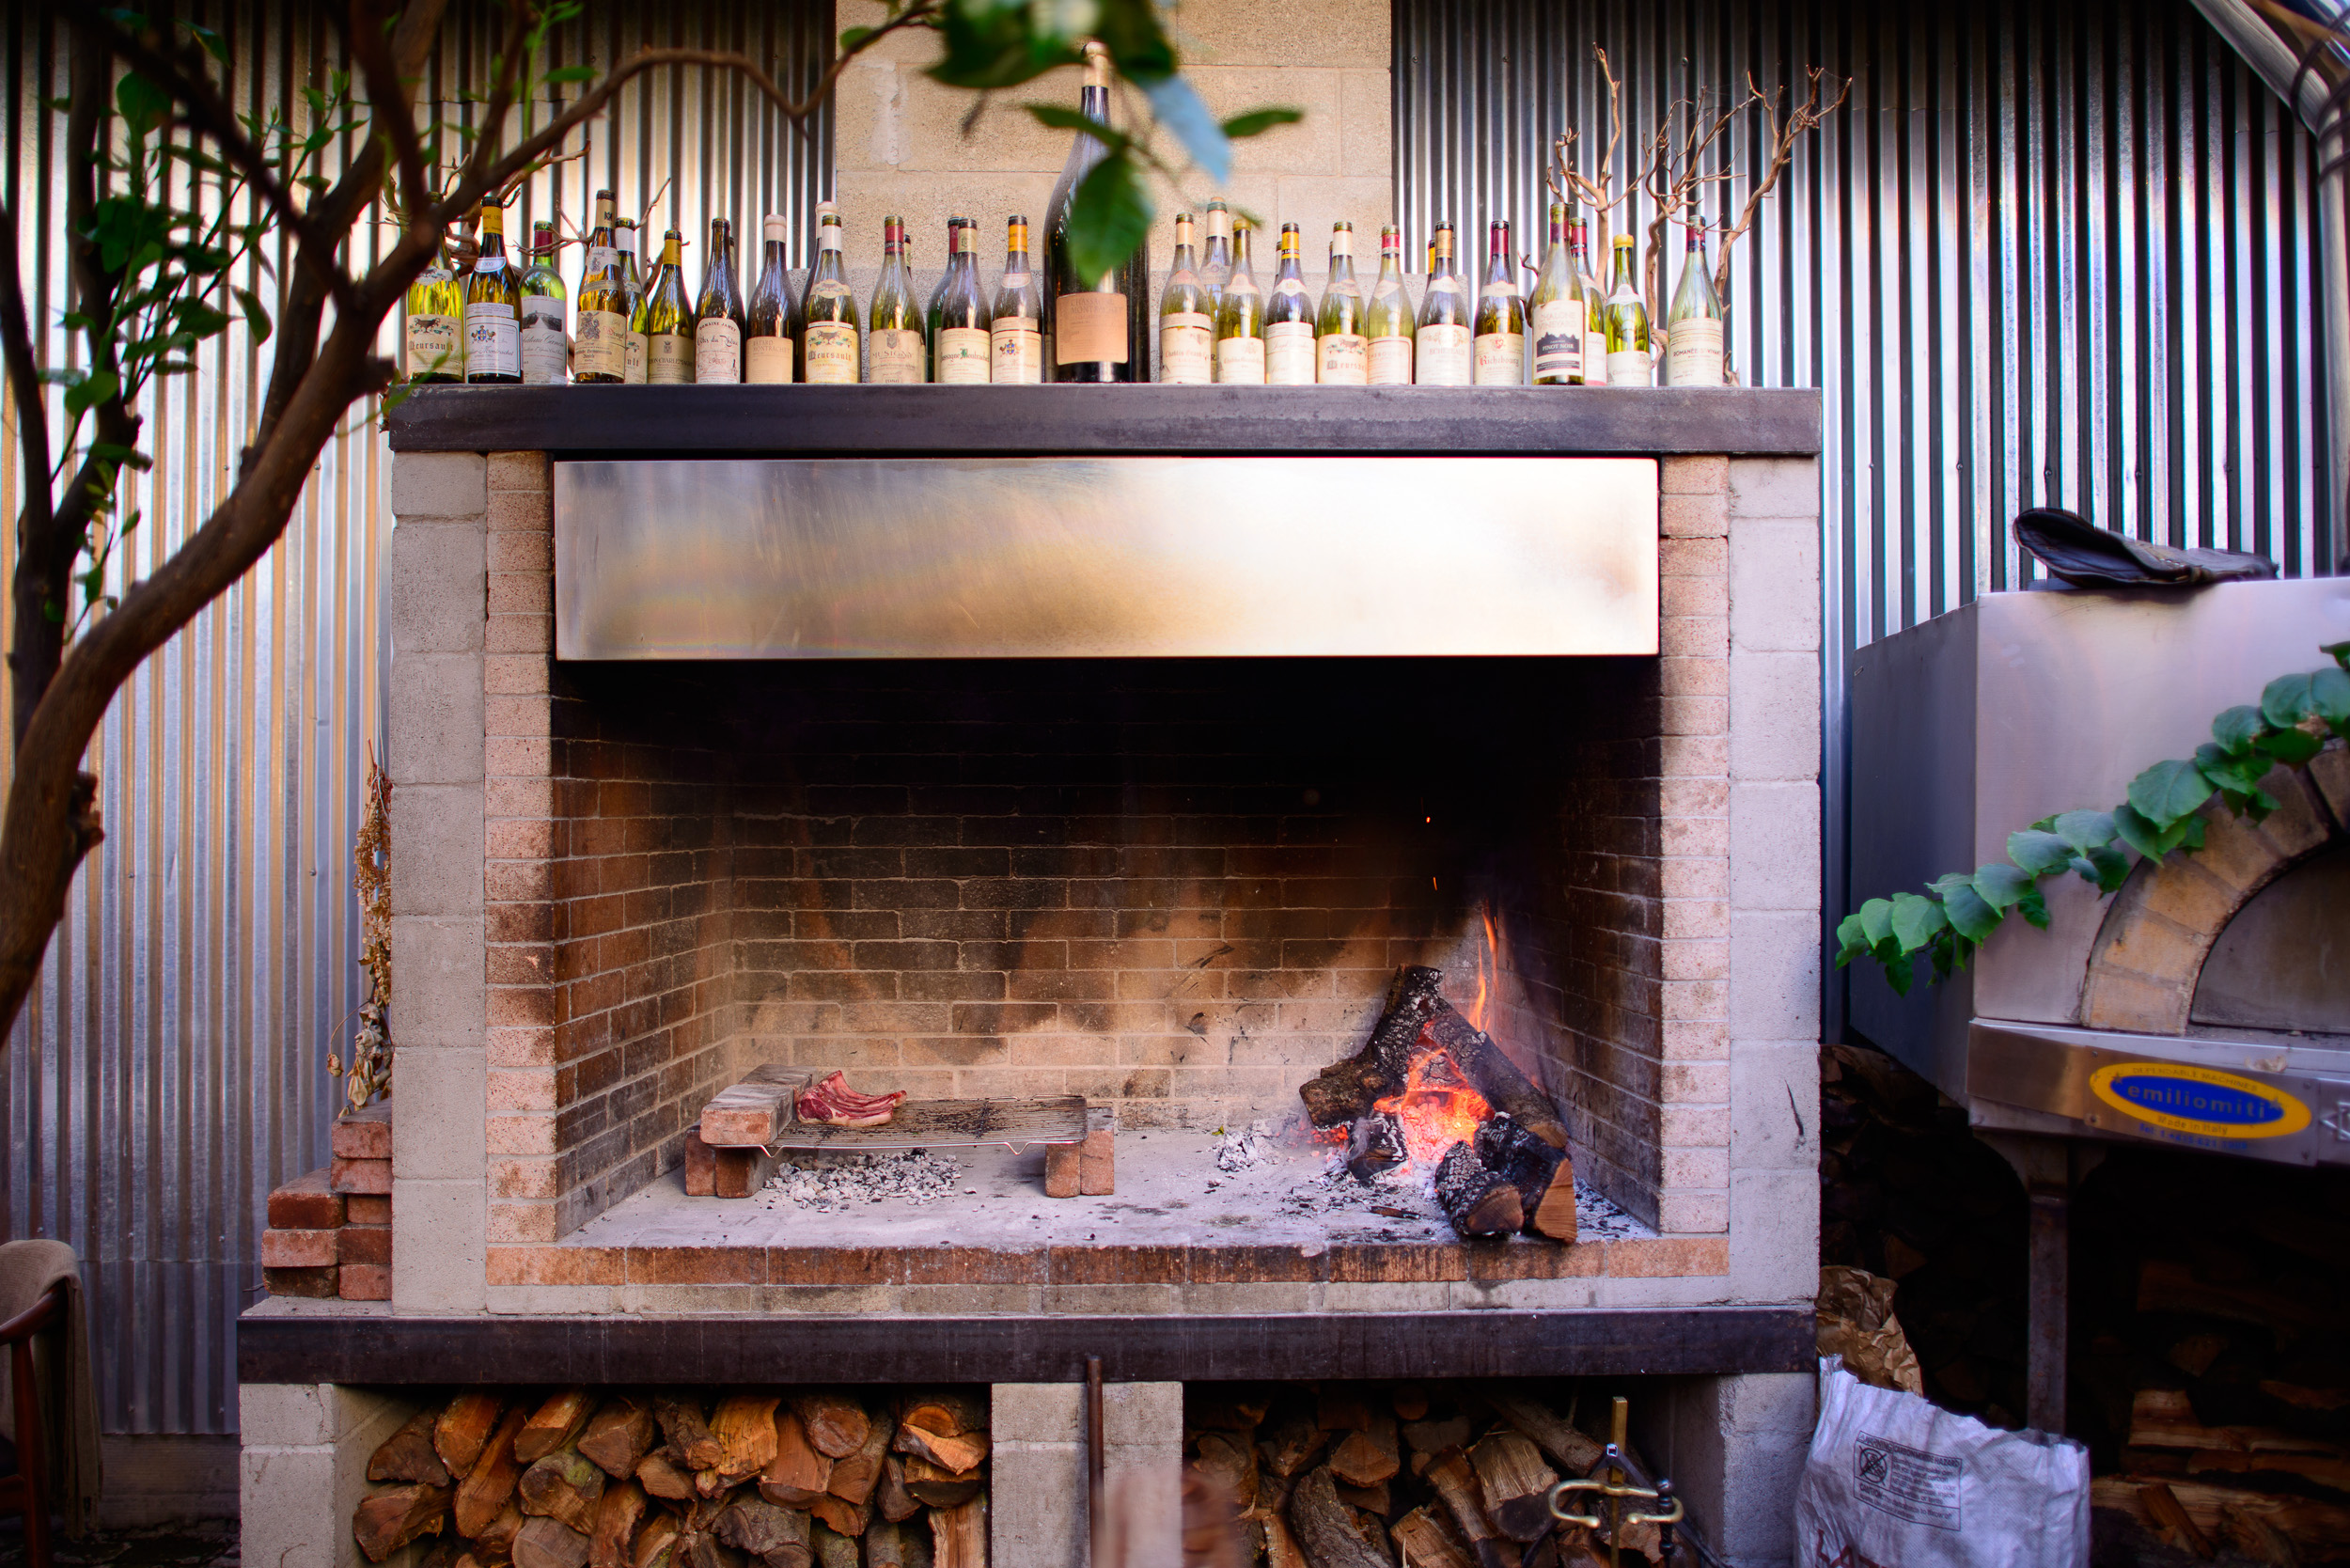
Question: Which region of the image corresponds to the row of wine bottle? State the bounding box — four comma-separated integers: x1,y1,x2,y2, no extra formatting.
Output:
404,194,1725,389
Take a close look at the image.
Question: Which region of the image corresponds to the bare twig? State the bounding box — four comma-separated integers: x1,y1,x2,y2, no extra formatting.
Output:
1713,66,1851,300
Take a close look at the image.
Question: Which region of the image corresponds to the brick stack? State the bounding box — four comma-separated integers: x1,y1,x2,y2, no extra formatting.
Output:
260,1099,394,1300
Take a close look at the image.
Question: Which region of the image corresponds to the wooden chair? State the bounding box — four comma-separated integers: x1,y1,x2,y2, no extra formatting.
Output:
0,1282,67,1567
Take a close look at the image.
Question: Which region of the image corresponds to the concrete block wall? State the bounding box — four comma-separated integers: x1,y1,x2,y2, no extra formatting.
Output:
835,0,1392,276
991,1382,1183,1568
240,1382,422,1568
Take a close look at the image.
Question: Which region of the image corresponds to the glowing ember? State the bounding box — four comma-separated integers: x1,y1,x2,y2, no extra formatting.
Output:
1371,1050,1493,1168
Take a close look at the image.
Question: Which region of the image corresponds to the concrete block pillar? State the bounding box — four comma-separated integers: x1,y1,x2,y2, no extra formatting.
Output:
240,1382,424,1568
1641,1371,1820,1568
991,1381,1183,1568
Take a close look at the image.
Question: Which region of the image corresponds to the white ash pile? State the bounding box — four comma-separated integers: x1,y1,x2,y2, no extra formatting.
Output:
1280,1147,1437,1220
760,1149,964,1212
1214,1118,1286,1172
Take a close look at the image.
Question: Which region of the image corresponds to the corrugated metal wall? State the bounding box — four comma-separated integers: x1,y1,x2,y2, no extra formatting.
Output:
0,0,831,1435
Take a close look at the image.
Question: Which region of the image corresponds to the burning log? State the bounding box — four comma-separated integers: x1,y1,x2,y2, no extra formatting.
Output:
372,1410,457,1486
1434,1142,1524,1236
354,1482,451,1562
1300,967,1449,1127
1420,1008,1568,1151
1476,1116,1576,1244
1346,1112,1406,1182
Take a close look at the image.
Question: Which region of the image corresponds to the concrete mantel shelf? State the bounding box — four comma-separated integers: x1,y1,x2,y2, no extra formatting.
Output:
384,383,1825,458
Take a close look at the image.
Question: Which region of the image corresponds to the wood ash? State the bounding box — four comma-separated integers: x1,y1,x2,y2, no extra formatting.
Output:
760,1149,964,1212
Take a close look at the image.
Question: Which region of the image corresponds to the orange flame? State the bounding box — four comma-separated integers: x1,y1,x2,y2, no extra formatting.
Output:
1371,1050,1493,1168
1465,906,1501,1034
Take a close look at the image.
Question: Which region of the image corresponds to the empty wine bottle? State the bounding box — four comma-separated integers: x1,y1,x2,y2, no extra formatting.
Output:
1414,221,1470,386
1263,223,1315,386
744,214,795,384
694,216,746,385
1158,213,1214,385
933,219,992,384
799,201,861,385
1213,222,1265,384
519,221,567,384
1316,223,1368,385
1472,219,1526,385
868,214,927,384
990,215,1043,384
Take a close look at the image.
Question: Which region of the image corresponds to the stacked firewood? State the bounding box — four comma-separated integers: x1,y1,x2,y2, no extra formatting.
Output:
352,1388,989,1568
1182,1382,1660,1568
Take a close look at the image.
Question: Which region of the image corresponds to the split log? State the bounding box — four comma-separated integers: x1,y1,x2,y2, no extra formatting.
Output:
713,1497,811,1568
589,1482,648,1568
1434,1142,1523,1237
438,1393,507,1478
808,1492,871,1538
1183,1472,1248,1568
1262,1509,1312,1568
1287,1468,1393,1568
372,1411,456,1486
1334,1480,1390,1516
1317,1389,1373,1433
1392,1507,1479,1568
677,1533,737,1568
1390,1387,1430,1423
1191,1390,1271,1433
928,1494,987,1568
1402,1418,1471,1457
875,1458,920,1524
1345,1113,1406,1182
634,1513,684,1568
864,1519,908,1568
520,1391,603,1465
655,1398,725,1472
514,1516,593,1568
1299,967,1449,1127
480,1502,529,1559
1420,1008,1569,1151
811,1520,860,1568
354,1482,452,1562
2141,1482,2215,1559
521,1449,610,1533
1328,1414,1400,1488
901,1455,983,1509
1483,1393,1603,1477
706,1396,785,1491
457,1407,536,1538
1424,1449,1512,1568
1468,1433,1557,1543
1193,1430,1261,1512
831,1417,895,1504
1475,1116,1575,1243
894,1393,990,1476
1260,1409,1331,1478
582,1402,663,1482
790,1394,871,1460
901,1519,934,1568
639,1453,698,1502
760,1413,835,1507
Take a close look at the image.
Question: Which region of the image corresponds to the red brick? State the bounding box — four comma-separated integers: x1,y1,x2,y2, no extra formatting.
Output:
337,1263,392,1301
1046,1245,1186,1286
901,1246,1047,1286
266,1168,344,1230
330,1101,393,1161
337,1223,392,1267
626,1246,762,1286
259,1229,338,1269
344,1195,392,1226
329,1155,393,1195
1325,1243,1465,1283
1605,1236,1730,1278
768,1248,901,1288
1193,1245,1325,1284
263,1266,338,1299
487,1246,625,1286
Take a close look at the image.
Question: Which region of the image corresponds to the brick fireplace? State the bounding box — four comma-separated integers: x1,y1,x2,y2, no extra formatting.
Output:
243,386,1825,1568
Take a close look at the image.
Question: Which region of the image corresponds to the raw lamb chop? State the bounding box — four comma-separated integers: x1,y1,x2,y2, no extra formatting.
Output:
795,1071,906,1128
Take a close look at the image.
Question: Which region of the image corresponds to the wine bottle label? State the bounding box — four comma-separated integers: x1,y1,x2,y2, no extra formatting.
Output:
521,297,567,384
990,319,1042,384
585,245,615,278
624,331,649,384
803,322,859,384
1367,336,1413,385
744,334,793,384
572,310,624,379
1158,314,1212,384
696,318,743,384
1317,332,1368,385
649,333,693,384
1473,330,1526,385
936,326,991,384
1214,336,1266,384
1056,291,1128,364
1664,319,1726,386
870,328,924,384
404,314,461,379
1265,321,1315,385
1415,322,1470,385
462,304,519,379
1585,343,1609,386
1606,348,1653,386
1531,299,1585,383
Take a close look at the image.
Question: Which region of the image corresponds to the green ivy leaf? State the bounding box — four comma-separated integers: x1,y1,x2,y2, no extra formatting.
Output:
1856,898,1895,949
2255,726,2323,766
2128,758,2214,830
2076,844,2131,893
1939,882,2001,945
2109,802,2170,862
1971,862,2035,912
2211,704,2266,755
2175,815,2207,854
1061,151,1152,284
2007,828,2074,879
1833,912,1871,965
1142,75,1229,183
2324,639,2350,671
2051,809,2117,855
2194,743,2269,797
2015,886,2051,930
1221,107,1305,139
2312,666,2350,736
1889,892,1948,953
2262,670,2326,729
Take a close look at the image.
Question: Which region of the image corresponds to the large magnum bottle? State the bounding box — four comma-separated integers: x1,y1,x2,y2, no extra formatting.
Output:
1157,213,1213,385
1414,220,1470,386
573,192,627,384
744,214,795,384
462,203,522,384
1528,201,1587,386
868,215,928,384
1044,41,1147,382
1664,220,1726,387
990,216,1043,384
933,219,992,384
1471,219,1526,385
695,217,746,385
520,222,568,384
799,201,861,384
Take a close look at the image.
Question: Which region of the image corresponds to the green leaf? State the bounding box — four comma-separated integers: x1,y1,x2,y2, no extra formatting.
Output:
1833,912,1871,965
183,21,229,62
2109,802,2170,861
1142,74,1229,183
174,299,233,337
839,25,876,50
2051,809,2117,855
1221,107,1305,139
116,71,170,134
2128,758,2215,830
929,0,1081,90
2176,815,2207,854
1026,102,1132,154
233,286,273,345
2074,844,2131,893
1856,898,1895,949
1092,0,1175,79
1971,862,2035,912
2007,828,2074,879
1939,882,2001,945
2262,670,2325,729
2015,886,2051,930
2312,666,2350,735
2211,704,2266,755
2194,743,2269,797
543,64,596,85
63,368,120,419
1888,892,1948,953
1061,151,1152,285
2255,726,2323,766
1878,951,1915,997
2324,639,2350,671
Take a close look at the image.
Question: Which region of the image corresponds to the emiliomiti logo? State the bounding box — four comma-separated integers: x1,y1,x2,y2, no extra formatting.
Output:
2088,1062,2311,1140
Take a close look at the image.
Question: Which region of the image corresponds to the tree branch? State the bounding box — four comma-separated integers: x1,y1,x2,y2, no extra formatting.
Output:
346,0,430,225
0,204,52,666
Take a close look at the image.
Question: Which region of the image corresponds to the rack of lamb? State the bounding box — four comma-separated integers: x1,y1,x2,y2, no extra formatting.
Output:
794,1072,907,1128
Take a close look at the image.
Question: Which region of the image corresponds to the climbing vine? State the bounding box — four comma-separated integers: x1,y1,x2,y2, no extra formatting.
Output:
1837,641,2350,996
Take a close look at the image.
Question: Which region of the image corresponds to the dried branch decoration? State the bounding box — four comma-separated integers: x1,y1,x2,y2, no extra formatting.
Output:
330,750,394,1118
1712,67,1852,301
1545,46,1673,261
